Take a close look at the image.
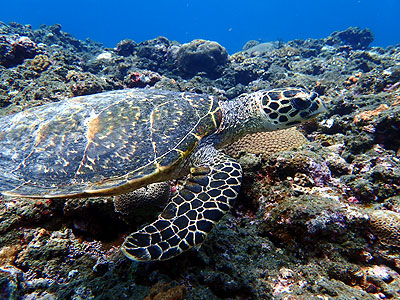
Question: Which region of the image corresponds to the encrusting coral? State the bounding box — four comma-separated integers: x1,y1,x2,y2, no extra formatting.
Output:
223,127,308,158
368,209,400,247
25,54,50,72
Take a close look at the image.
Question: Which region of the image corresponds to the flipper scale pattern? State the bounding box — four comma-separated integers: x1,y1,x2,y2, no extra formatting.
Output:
122,145,242,261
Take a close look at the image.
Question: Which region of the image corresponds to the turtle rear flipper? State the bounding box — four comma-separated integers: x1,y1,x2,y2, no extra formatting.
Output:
122,145,242,261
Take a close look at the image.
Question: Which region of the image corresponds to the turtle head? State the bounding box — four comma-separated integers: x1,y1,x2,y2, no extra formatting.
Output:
257,88,326,130
216,87,326,146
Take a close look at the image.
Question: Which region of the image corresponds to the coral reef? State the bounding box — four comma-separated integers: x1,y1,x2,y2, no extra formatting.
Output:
1,21,400,299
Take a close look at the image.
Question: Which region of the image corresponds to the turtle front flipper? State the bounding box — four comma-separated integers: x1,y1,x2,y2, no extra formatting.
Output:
121,145,242,261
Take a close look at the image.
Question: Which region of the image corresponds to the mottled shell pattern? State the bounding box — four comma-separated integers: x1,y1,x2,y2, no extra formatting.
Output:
0,89,221,198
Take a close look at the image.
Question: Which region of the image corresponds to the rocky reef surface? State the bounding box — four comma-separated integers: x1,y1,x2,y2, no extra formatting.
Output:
1,22,400,299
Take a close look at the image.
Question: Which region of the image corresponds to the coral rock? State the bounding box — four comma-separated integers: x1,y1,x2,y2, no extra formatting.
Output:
242,40,260,51
113,182,171,217
325,27,374,50
176,39,228,77
124,70,161,88
144,282,185,300
115,39,137,57
137,36,170,61
354,104,389,124
0,245,21,266
0,34,40,67
66,70,113,96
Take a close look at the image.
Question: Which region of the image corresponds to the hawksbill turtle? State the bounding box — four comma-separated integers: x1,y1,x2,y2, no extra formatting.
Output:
0,87,325,261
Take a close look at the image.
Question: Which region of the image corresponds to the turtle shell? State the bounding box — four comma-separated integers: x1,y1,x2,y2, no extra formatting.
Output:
0,88,222,198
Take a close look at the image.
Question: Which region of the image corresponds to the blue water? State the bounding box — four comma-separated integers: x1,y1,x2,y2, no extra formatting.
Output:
1,0,399,53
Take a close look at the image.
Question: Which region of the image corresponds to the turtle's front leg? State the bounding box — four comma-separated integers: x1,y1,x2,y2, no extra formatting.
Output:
122,146,242,261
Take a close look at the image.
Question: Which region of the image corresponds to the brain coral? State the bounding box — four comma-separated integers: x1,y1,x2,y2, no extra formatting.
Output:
223,127,308,158
368,209,400,247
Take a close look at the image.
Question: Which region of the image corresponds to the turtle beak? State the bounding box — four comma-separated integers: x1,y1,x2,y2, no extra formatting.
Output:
298,92,327,120
309,93,327,117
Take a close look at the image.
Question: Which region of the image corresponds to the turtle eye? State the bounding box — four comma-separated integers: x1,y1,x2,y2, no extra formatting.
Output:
290,97,311,110
310,92,318,101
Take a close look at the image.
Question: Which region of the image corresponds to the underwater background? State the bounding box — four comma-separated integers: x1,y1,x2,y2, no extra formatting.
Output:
1,0,400,52
2,0,400,299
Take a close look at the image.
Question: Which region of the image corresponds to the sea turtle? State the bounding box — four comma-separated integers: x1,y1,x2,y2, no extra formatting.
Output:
0,87,325,261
